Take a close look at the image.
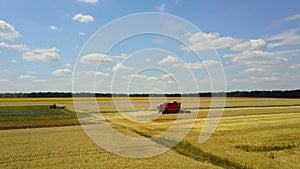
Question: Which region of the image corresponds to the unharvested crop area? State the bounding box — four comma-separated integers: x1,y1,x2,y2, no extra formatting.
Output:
0,105,79,130
0,97,299,169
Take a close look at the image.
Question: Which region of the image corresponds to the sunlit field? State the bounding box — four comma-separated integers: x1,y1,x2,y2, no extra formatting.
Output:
0,97,299,168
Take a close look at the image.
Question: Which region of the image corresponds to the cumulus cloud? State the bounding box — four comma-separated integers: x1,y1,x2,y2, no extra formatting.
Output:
251,76,278,82
0,78,9,83
231,39,267,51
186,60,219,69
80,53,114,64
161,73,174,79
86,71,109,77
159,55,180,65
112,63,132,72
128,74,158,81
201,60,219,67
129,74,147,79
182,32,270,52
266,29,300,48
167,80,175,84
23,47,60,62
72,13,94,23
78,0,98,4
17,74,47,83
0,42,28,51
0,69,12,74
64,63,72,68
224,50,289,67
10,58,17,63
79,32,86,36
290,64,300,69
49,25,62,31
182,32,241,51
52,68,73,76
244,68,266,73
175,60,219,69
146,76,158,80
0,20,21,41
109,53,128,60
18,75,36,79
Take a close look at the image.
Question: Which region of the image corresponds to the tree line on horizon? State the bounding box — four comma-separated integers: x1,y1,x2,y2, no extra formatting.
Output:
0,89,299,98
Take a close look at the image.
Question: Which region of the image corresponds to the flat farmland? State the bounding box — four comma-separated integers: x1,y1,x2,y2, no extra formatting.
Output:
0,97,300,168
0,126,219,169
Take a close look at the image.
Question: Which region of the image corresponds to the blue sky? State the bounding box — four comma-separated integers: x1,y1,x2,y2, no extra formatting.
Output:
0,0,300,93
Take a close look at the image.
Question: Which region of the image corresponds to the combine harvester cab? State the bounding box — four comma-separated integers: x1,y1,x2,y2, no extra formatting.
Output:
157,101,191,114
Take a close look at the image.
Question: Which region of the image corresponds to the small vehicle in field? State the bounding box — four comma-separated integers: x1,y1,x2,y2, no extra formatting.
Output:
157,101,191,114
49,104,66,109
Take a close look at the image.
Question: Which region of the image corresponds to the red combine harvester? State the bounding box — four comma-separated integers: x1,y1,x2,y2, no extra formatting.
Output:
157,101,191,114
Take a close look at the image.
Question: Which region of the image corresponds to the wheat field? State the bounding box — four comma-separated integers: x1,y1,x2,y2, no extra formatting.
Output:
0,97,299,168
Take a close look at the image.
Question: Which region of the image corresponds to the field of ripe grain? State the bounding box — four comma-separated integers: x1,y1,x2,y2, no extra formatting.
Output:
100,97,300,169
0,97,299,169
0,126,220,169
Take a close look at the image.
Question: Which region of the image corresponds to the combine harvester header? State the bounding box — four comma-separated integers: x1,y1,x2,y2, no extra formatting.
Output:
157,101,191,114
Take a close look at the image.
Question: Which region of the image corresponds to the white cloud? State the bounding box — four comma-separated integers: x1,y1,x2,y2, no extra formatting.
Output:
202,60,219,67
231,39,267,51
183,32,270,52
187,60,218,69
23,47,60,62
78,0,98,4
244,68,266,73
52,68,73,76
80,53,114,64
79,32,86,36
266,29,300,48
290,64,300,69
119,53,128,59
175,60,219,69
146,76,158,81
161,73,174,79
156,3,166,12
182,32,241,51
72,13,94,23
109,53,128,60
49,25,62,31
86,71,109,77
10,58,17,63
1,69,12,74
64,63,72,68
282,13,300,22
159,55,180,65
0,20,21,41
251,76,278,82
18,75,36,79
112,63,132,72
167,80,175,84
128,74,158,81
18,75,46,83
146,58,151,62
224,50,289,67
0,78,9,82
0,42,27,51
129,74,147,79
